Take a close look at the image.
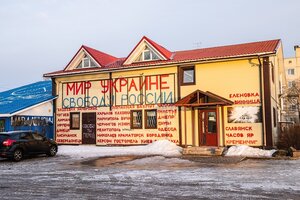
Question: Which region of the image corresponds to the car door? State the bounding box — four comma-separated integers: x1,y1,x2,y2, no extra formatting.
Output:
19,132,37,154
32,133,49,153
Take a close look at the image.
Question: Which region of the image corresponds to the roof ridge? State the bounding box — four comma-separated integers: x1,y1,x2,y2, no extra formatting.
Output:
173,39,281,53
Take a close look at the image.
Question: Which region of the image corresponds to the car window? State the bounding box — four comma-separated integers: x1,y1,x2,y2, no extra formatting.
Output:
32,133,44,141
20,132,34,140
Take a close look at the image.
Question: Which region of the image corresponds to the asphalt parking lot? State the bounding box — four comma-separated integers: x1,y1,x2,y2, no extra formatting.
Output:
0,154,299,200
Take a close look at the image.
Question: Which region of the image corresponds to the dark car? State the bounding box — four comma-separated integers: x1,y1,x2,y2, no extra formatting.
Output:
0,131,57,161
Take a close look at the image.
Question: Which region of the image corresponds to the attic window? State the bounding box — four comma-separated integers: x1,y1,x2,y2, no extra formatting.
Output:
76,54,97,69
135,46,160,62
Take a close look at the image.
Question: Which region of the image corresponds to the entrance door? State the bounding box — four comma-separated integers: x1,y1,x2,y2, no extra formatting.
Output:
199,110,218,146
82,113,96,144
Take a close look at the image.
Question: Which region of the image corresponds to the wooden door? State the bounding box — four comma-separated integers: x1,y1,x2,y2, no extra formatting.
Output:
199,110,218,146
82,113,96,144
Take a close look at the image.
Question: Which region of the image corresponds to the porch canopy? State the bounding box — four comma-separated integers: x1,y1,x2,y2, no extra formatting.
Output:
175,90,233,107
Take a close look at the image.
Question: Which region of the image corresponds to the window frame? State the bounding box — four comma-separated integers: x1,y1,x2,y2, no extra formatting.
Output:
288,68,295,75
70,112,80,130
134,46,161,62
130,110,143,129
144,109,158,129
180,66,196,85
76,55,97,69
288,81,295,88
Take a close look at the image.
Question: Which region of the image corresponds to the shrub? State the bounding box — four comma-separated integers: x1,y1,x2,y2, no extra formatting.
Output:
277,125,300,150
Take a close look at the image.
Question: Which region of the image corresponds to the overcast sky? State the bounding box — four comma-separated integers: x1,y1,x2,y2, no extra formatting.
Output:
0,0,299,92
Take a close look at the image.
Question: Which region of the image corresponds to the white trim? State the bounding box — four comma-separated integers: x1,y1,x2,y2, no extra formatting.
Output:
65,48,102,71
123,39,167,65
65,47,85,71
82,49,102,68
0,98,57,117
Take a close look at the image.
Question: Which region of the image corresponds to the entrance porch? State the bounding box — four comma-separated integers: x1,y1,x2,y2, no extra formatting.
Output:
175,90,233,155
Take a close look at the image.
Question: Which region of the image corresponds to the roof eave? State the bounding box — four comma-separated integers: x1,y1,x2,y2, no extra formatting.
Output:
44,51,277,78
1,97,57,117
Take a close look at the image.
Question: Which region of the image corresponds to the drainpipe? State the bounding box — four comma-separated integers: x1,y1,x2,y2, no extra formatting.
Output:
109,72,112,111
257,56,265,147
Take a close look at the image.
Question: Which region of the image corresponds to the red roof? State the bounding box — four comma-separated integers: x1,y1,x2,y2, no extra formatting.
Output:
123,36,172,65
143,36,172,59
83,45,117,66
44,38,280,77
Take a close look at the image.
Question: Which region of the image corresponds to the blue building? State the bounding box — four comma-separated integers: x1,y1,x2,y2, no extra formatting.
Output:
0,81,56,138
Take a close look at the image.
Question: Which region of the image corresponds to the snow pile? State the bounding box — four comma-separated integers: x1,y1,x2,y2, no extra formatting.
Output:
225,145,276,158
141,140,183,157
58,140,182,160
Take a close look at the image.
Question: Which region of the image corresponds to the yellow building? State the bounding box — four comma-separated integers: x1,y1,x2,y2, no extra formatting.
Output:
282,46,300,123
44,36,284,147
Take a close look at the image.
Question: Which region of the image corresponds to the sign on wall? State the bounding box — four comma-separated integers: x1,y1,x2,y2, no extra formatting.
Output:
56,73,179,145
225,92,262,146
62,74,176,108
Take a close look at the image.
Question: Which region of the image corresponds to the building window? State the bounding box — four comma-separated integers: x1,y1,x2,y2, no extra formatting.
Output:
135,46,160,62
70,112,80,130
130,110,142,129
180,66,195,85
289,60,292,64
145,109,157,129
273,107,277,127
76,54,97,69
288,68,295,75
288,81,295,88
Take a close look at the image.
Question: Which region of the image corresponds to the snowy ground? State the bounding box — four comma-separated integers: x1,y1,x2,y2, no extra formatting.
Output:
57,140,183,160
0,142,299,200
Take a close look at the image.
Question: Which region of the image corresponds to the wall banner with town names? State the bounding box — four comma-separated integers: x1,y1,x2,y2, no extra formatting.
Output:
56,73,179,145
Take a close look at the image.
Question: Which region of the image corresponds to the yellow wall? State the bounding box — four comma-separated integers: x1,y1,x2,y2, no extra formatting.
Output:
180,59,263,146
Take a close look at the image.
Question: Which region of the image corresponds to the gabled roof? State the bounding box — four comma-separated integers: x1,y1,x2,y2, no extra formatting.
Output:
175,90,233,107
123,36,172,65
64,45,117,70
44,37,281,77
0,81,55,116
141,36,172,59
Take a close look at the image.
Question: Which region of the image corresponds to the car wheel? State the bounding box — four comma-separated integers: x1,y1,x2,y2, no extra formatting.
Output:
13,149,23,162
47,146,57,157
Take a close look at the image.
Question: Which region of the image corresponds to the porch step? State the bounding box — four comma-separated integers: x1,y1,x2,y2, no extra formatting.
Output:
183,146,225,156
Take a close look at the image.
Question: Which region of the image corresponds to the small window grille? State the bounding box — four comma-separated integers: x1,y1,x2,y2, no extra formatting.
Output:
145,110,157,129
131,110,142,129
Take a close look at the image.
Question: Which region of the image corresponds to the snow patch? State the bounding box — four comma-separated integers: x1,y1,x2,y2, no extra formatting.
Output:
58,140,182,160
225,145,276,158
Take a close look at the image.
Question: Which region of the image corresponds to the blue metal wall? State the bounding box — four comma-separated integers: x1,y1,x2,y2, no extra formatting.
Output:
0,116,54,139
